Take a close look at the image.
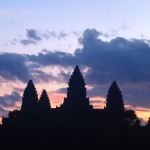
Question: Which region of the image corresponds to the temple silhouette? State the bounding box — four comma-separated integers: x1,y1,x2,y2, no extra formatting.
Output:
1,65,146,150
2,65,126,127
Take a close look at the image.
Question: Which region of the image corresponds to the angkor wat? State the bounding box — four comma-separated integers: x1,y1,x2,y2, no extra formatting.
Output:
0,65,150,150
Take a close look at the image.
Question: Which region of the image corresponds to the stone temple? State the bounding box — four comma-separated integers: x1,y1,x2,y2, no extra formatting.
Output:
2,65,125,126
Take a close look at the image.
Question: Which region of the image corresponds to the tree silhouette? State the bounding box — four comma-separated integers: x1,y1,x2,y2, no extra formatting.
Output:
21,80,38,113
146,117,150,127
125,109,140,126
133,118,141,127
38,89,51,114
8,110,20,118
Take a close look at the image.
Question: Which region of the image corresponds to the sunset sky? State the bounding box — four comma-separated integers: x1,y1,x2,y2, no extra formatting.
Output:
1,0,150,125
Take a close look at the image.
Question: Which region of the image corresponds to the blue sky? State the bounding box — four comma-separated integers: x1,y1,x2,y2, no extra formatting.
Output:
1,0,150,54
1,0,150,124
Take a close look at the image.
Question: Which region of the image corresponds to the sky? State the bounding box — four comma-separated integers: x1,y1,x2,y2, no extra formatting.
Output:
1,0,150,125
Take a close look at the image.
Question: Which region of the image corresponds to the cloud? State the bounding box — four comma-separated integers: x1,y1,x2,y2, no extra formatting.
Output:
0,91,21,117
19,29,41,45
90,100,103,104
28,51,76,67
10,38,18,45
42,30,57,39
32,28,150,108
19,29,42,45
78,28,117,42
87,86,109,98
73,28,150,107
56,88,67,94
0,105,7,117
0,51,75,83
58,31,69,40
75,29,150,85
2,28,150,109
71,31,81,37
42,30,69,40
110,29,118,37
0,91,21,108
20,39,37,45
0,91,21,107
19,29,69,45
0,53,31,82
24,28,150,108
26,29,42,41
78,28,100,45
121,25,130,30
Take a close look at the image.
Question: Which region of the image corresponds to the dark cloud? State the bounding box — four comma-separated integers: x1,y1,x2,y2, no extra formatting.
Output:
87,86,109,98
73,29,150,107
20,39,37,45
26,29,69,41
19,29,69,45
26,28,150,108
30,69,59,83
19,29,41,45
57,88,67,94
0,52,63,83
28,51,76,67
0,51,75,83
26,29,42,41
0,91,21,107
0,91,21,117
75,29,150,85
78,28,117,42
2,28,150,108
0,105,7,117
122,84,150,108
78,28,100,45
0,53,31,82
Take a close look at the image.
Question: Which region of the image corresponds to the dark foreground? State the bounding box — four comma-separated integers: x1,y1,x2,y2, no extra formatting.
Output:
0,120,150,150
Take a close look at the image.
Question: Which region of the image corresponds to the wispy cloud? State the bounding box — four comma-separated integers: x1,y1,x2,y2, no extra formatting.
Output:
20,39,37,45
121,25,130,30
19,29,70,45
26,29,42,41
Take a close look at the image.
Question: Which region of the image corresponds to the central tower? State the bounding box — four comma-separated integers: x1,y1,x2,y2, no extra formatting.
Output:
62,65,92,111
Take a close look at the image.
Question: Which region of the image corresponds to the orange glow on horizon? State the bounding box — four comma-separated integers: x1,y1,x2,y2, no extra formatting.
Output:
136,111,150,122
125,105,150,124
48,93,66,108
90,96,106,109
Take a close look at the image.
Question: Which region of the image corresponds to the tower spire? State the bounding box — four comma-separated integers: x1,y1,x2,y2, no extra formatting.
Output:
21,80,38,113
62,65,92,111
106,81,125,113
38,89,51,114
105,81,126,125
